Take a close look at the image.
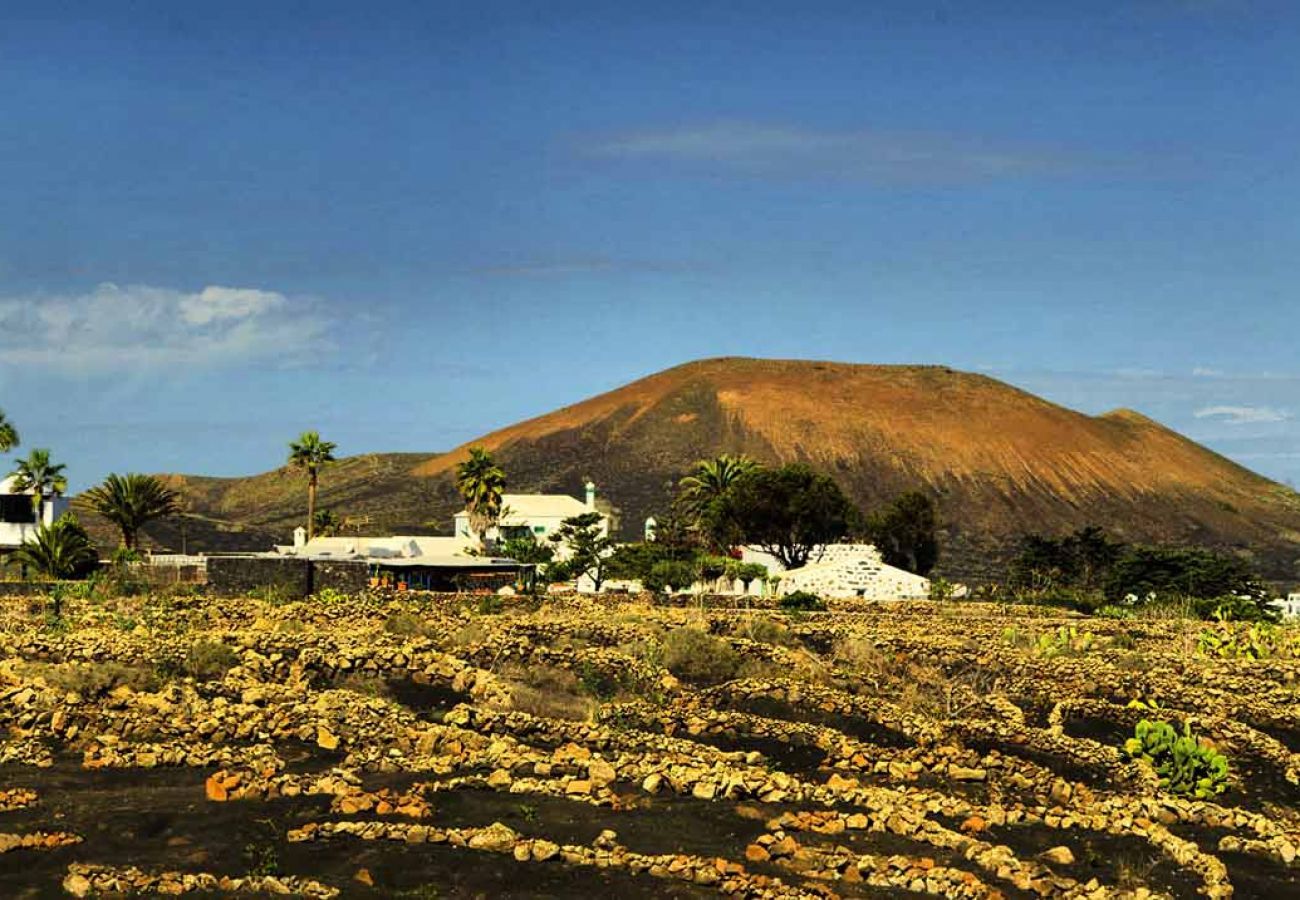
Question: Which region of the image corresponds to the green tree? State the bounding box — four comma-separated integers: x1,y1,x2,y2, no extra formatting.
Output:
0,409,18,454
7,514,97,580
287,431,337,540
679,454,758,521
864,491,940,576
9,448,68,525
550,511,615,591
1009,526,1124,591
312,509,342,537
82,473,181,551
455,446,506,549
703,463,857,570
1103,546,1263,605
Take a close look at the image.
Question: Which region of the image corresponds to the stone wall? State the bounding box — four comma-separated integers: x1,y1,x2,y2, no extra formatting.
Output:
205,556,369,599
206,557,310,598
312,560,370,595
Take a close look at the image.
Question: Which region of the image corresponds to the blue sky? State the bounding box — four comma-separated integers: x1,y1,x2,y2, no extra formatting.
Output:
1,1,1298,490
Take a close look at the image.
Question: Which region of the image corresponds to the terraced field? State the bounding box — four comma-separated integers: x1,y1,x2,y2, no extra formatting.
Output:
1,593,1298,898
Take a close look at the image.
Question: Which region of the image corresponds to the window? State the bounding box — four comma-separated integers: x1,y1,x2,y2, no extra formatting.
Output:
0,495,35,524
533,525,546,534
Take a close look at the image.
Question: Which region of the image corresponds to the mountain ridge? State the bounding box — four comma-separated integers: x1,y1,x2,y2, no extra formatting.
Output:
93,357,1300,582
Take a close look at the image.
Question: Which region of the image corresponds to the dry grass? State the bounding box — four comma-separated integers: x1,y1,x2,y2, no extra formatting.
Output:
497,663,597,722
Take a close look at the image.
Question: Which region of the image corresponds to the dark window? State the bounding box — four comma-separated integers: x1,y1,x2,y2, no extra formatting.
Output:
0,495,35,524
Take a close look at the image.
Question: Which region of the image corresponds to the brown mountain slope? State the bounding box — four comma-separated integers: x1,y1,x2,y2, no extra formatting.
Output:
143,358,1300,581
411,358,1300,580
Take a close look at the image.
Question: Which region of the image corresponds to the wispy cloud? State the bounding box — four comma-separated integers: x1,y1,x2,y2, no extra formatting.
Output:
1194,405,1292,425
0,283,339,372
465,258,708,278
580,122,1090,184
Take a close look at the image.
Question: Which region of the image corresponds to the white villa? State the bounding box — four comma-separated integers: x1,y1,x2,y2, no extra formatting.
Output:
453,481,609,557
0,475,69,553
276,482,610,566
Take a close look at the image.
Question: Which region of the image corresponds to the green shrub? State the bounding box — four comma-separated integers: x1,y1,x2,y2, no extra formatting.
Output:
334,673,393,700
249,584,298,605
1196,621,1299,660
1002,624,1101,657
1123,719,1229,799
928,577,956,602
661,628,741,684
499,663,595,721
644,560,699,594
1198,594,1280,623
384,610,429,637
779,591,826,612
1096,604,1136,620
183,640,240,680
475,593,505,615
724,561,769,585
736,616,796,647
27,662,160,697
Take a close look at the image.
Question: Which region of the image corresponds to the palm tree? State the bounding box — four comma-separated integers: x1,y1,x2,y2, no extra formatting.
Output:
312,509,342,537
7,515,97,580
455,446,506,549
82,473,180,551
679,454,758,520
0,409,18,454
9,448,68,525
288,431,337,540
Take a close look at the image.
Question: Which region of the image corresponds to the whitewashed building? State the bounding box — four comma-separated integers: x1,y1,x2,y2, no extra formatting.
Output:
741,543,932,600
0,475,69,553
453,481,608,558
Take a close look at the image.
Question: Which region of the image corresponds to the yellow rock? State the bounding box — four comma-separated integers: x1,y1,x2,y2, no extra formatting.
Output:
316,727,340,751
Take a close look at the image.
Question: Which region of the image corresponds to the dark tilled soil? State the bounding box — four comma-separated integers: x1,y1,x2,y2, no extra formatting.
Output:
1169,820,1300,900
1225,751,1300,817
798,827,1037,900
0,764,724,899
678,730,828,779
962,737,1112,790
729,696,915,749
1063,715,1131,747
934,816,1205,899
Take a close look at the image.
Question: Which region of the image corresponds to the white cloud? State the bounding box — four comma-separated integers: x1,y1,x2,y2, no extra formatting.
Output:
582,122,1086,183
1194,405,1292,425
0,282,336,372
1192,366,1225,377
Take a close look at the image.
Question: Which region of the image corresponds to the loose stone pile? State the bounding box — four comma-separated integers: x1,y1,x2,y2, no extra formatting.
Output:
0,591,1297,897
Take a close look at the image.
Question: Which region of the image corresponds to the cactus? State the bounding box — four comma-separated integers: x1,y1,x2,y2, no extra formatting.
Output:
1122,719,1229,799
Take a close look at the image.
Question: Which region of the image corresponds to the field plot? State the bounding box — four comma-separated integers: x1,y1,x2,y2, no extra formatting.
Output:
2,593,1299,898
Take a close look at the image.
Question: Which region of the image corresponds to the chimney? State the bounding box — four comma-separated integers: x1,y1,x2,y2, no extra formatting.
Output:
585,480,596,510
293,526,307,550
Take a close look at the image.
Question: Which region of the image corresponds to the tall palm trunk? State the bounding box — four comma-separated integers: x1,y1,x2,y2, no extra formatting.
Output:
307,470,318,540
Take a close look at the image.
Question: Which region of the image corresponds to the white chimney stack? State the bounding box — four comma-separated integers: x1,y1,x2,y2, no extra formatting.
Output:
293,526,307,550
585,480,596,509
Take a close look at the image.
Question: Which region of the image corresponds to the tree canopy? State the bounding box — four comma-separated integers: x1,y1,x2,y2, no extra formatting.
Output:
7,515,97,580
9,449,68,523
549,511,615,591
703,463,857,569
288,431,337,540
864,490,940,576
83,473,181,551
678,454,758,522
0,409,18,454
455,446,507,549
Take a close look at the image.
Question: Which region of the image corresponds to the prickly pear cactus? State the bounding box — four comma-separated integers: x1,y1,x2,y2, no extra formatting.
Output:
1123,719,1229,799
